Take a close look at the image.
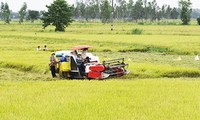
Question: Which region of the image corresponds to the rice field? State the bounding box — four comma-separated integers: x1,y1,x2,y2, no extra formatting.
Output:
1,79,200,120
1,21,200,120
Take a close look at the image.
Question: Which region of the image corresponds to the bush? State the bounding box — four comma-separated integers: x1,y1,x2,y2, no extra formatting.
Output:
131,28,143,35
137,22,144,25
197,17,200,25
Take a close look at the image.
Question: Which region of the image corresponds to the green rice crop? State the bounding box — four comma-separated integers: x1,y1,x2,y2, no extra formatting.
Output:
1,21,200,120
1,21,200,78
1,79,200,120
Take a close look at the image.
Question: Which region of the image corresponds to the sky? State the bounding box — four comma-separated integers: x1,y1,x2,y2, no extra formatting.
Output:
0,0,199,12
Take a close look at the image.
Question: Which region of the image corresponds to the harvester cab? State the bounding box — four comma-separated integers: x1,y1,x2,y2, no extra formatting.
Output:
55,45,129,79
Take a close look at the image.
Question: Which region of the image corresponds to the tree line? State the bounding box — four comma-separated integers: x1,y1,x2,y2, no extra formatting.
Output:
72,0,200,24
0,0,200,31
0,2,42,24
0,0,200,24
72,0,181,22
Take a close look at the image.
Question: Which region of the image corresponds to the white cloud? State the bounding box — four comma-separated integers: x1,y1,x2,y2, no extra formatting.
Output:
0,0,74,12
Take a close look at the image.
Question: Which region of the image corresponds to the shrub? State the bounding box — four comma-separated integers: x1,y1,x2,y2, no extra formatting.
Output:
197,17,200,25
131,28,143,35
137,22,144,25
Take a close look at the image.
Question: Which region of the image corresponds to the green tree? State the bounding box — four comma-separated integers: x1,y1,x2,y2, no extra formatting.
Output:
143,0,148,20
156,9,162,21
100,0,112,23
1,2,11,24
27,10,39,23
150,0,158,21
179,0,192,25
83,0,98,21
131,0,144,22
197,17,200,25
73,2,81,19
165,5,172,19
72,0,100,20
79,2,86,19
18,2,27,24
41,0,73,32
0,2,4,20
170,8,179,19
85,0,99,19
117,0,127,21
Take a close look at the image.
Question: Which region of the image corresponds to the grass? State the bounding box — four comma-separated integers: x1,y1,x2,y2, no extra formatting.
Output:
0,68,51,81
1,26,200,55
1,21,200,119
1,79,200,120
1,30,200,78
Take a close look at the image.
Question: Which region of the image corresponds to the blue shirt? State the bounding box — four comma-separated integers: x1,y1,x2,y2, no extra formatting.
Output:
60,56,67,62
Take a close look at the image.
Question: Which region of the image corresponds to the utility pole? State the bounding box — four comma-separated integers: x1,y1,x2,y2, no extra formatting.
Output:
111,0,114,31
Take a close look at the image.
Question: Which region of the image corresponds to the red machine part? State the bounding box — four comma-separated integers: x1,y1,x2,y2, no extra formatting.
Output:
88,71,102,79
88,65,105,79
89,65,105,72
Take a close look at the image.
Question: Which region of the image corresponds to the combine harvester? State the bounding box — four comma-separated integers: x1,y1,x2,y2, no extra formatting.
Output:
55,45,129,79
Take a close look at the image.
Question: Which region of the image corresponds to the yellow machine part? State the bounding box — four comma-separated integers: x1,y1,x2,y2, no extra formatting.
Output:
60,62,70,72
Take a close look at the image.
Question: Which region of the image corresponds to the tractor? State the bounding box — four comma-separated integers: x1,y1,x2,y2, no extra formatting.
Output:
55,45,129,79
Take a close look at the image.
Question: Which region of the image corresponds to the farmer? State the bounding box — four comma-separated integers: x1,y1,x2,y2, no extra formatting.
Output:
49,52,57,78
43,45,48,51
59,53,67,62
76,54,85,76
81,48,88,59
36,46,41,51
76,54,83,67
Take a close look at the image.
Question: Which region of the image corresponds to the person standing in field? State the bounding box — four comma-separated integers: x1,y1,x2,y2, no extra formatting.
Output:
49,52,57,78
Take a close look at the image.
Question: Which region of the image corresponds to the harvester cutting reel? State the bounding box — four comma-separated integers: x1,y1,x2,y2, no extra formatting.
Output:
87,58,129,79
103,58,129,77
